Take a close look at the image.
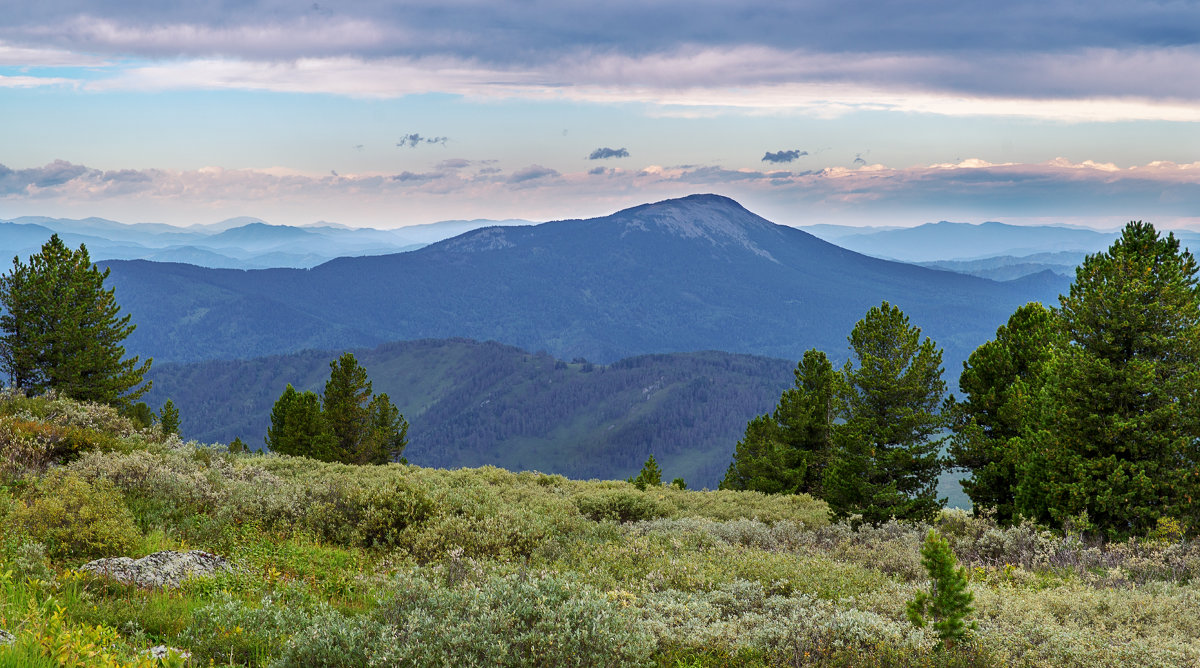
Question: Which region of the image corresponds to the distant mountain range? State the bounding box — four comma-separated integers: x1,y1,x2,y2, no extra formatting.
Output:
144,338,796,489
101,194,1069,377
0,216,530,269
917,252,1086,281
802,220,1200,265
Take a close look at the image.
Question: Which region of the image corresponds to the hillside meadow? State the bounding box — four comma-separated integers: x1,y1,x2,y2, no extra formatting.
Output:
2,393,1200,666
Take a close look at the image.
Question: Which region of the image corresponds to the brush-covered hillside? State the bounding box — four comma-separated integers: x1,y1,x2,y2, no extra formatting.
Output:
2,393,1200,667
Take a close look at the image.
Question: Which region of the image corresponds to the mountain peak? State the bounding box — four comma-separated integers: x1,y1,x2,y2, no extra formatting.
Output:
610,194,778,260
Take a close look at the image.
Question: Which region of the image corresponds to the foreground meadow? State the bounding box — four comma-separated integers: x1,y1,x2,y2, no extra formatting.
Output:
1,393,1199,667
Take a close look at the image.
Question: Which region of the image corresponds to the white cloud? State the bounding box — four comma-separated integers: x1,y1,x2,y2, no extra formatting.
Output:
3,157,1199,228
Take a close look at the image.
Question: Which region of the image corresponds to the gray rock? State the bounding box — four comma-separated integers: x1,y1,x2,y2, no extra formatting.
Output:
145,645,191,660
80,550,232,589
0,628,13,645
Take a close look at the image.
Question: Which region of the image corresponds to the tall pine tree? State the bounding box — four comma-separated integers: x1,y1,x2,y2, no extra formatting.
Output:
950,302,1062,523
1014,222,1200,537
0,235,150,404
824,301,947,524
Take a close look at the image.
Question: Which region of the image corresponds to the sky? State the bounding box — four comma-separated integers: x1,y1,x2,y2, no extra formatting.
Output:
2,1,1199,230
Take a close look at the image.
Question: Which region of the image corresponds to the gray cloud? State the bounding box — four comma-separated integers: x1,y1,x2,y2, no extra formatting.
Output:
588,166,608,176
437,158,471,170
391,170,439,182
507,165,559,183
762,149,807,163
4,3,1200,104
397,133,448,148
6,1,1197,63
853,153,868,166
588,147,629,160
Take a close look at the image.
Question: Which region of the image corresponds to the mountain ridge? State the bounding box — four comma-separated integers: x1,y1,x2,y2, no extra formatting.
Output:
100,194,1069,374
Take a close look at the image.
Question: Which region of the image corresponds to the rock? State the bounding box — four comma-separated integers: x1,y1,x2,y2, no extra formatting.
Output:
145,645,191,660
80,550,232,589
0,628,14,645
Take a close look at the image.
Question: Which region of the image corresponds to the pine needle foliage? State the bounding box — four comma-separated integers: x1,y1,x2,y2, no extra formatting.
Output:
0,234,151,405
907,528,975,651
824,301,947,524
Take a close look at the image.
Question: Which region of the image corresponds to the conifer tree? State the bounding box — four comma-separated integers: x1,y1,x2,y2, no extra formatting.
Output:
266,384,334,460
266,355,409,465
158,399,181,436
631,454,663,490
1014,222,1200,537
721,349,835,495
907,529,975,650
0,235,150,404
366,392,408,464
950,302,1062,522
323,352,375,463
824,301,947,524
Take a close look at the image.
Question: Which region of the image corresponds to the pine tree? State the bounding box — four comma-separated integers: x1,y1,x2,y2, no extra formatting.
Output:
321,352,410,464
950,302,1062,522
631,454,662,490
823,301,947,524
266,384,334,460
366,392,409,464
0,235,150,404
323,352,375,463
907,529,975,650
158,399,181,436
1014,222,1200,537
721,348,834,495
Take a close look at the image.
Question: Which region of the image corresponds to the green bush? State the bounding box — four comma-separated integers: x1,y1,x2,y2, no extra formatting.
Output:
575,488,667,523
303,477,434,549
8,471,140,561
373,568,655,667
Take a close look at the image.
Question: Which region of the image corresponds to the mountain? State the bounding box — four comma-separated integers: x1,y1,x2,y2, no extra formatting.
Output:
0,215,521,270
918,251,1086,281
102,194,1068,374
807,220,1120,262
144,338,796,488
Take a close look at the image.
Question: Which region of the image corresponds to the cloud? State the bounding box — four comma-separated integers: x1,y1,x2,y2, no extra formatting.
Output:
852,153,868,166
762,150,807,163
437,158,471,170
4,3,1200,116
5,157,1200,230
507,165,559,183
397,133,448,148
588,147,629,160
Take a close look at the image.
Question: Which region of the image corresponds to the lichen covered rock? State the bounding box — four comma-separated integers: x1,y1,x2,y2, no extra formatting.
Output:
80,550,231,588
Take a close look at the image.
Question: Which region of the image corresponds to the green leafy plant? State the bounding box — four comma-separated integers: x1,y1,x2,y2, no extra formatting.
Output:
907,528,975,650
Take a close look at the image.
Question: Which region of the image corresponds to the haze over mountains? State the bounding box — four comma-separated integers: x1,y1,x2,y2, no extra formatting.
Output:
98,194,1068,373
0,215,529,269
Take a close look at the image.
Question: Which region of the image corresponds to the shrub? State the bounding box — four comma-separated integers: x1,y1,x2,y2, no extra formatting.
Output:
373,568,655,667
7,471,141,561
575,489,667,523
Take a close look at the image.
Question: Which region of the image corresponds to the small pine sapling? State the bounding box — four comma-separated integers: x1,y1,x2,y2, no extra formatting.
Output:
158,399,181,436
630,454,663,490
907,528,975,650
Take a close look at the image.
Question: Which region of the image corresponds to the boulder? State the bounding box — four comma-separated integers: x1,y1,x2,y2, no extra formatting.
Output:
80,550,232,589
0,628,13,645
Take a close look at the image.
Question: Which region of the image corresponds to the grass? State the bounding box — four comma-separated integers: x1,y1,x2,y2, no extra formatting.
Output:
2,393,1200,666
